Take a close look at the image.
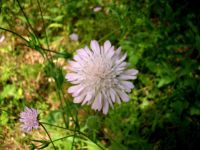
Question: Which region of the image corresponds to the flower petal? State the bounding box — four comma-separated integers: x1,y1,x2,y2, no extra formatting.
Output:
110,88,116,102
65,73,81,81
116,90,130,102
124,69,139,76
92,93,102,111
72,86,85,97
115,53,127,66
68,85,81,93
121,81,134,91
103,40,111,53
74,94,85,103
118,74,137,80
90,40,100,55
103,99,109,114
104,90,113,109
107,46,115,58
82,90,94,105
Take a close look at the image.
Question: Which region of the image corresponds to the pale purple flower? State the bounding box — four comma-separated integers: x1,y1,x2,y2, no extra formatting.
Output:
65,40,138,114
19,107,39,132
69,33,79,41
93,6,102,12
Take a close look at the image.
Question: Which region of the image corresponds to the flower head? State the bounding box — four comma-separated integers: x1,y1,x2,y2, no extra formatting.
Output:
93,6,102,12
65,40,138,114
19,107,39,132
69,33,79,41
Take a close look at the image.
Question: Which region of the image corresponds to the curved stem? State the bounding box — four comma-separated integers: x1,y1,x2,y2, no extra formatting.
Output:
25,44,68,56
52,135,76,143
99,28,120,42
0,27,70,57
16,0,35,34
40,122,56,150
40,122,68,130
40,122,104,150
0,27,29,42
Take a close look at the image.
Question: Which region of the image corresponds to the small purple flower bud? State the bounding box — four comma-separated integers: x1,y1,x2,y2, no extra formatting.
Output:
19,107,39,132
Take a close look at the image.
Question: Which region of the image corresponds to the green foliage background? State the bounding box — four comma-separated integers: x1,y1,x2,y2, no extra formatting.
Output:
0,0,199,149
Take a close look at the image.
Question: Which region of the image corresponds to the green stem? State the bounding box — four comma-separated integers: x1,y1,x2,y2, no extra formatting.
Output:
40,122,104,150
71,120,78,150
40,122,69,130
25,44,67,56
16,0,35,35
16,0,51,60
60,89,76,127
56,88,68,128
0,27,69,57
99,28,120,42
36,0,50,50
52,135,78,142
40,122,56,150
0,27,29,42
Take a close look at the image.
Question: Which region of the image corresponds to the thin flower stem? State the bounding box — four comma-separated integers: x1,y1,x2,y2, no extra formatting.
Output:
36,0,53,62
26,44,68,56
40,122,68,130
40,122,57,150
99,28,120,42
52,135,77,142
60,89,76,127
36,0,49,50
56,88,68,128
16,0,35,35
16,0,53,60
0,27,69,57
71,118,78,150
0,27,29,42
40,122,105,150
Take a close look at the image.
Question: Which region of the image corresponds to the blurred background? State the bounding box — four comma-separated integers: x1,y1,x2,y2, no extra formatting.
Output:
0,0,199,149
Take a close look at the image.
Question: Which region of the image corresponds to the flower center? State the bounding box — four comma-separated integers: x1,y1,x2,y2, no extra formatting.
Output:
83,56,115,90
